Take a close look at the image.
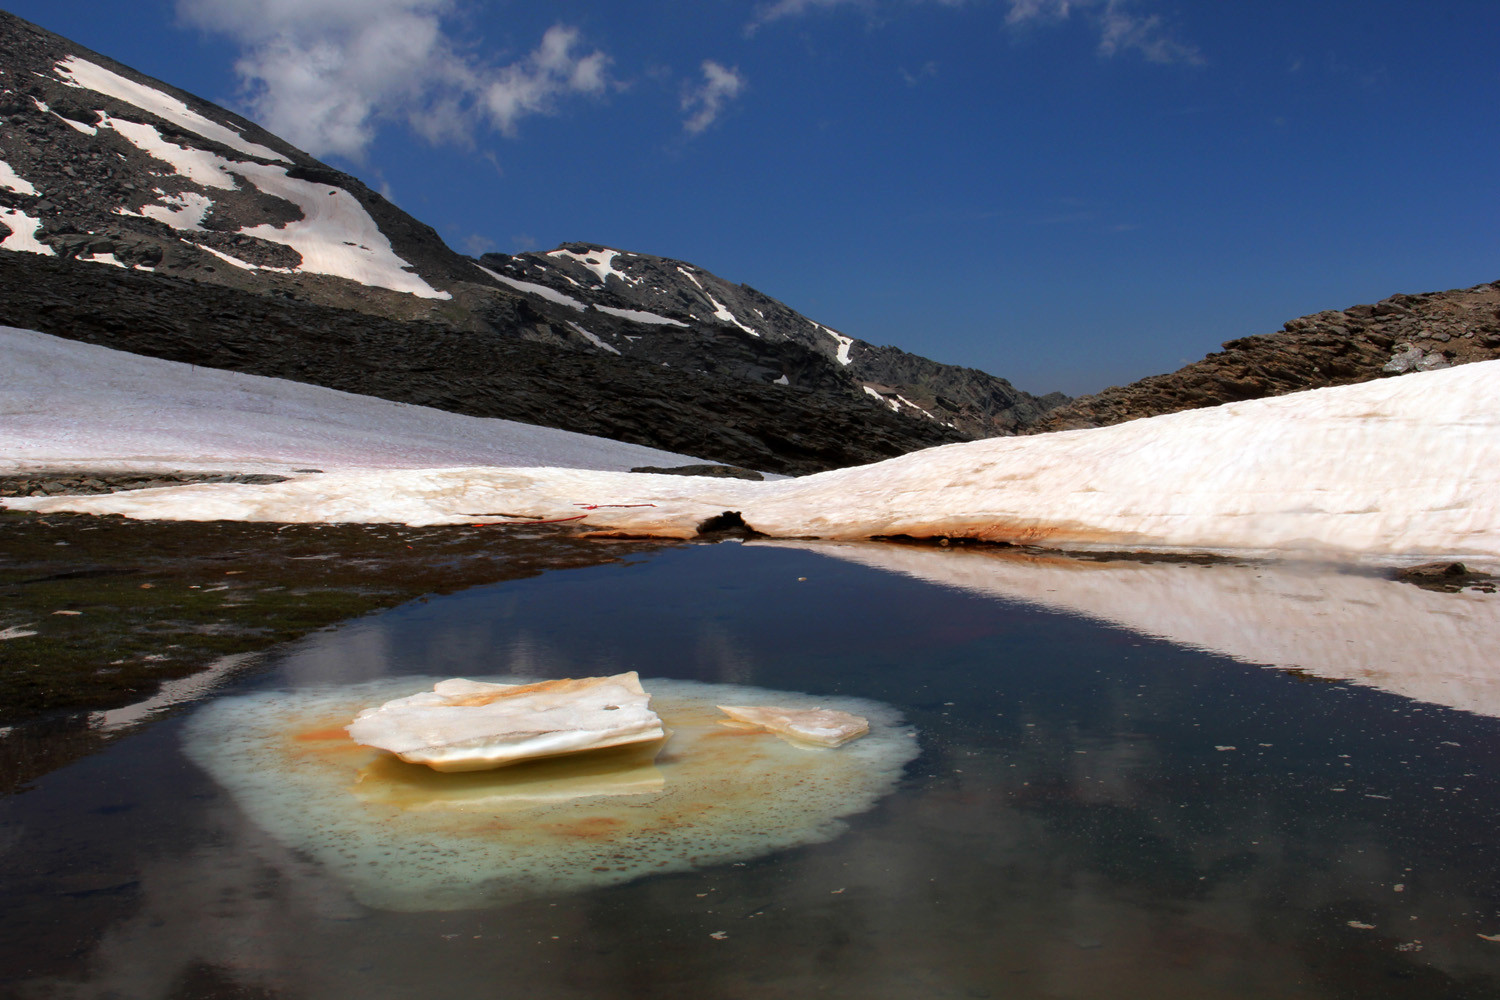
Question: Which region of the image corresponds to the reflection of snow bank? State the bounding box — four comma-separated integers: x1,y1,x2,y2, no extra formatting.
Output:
0,327,707,475
16,360,1500,567
184,676,916,911
774,540,1500,718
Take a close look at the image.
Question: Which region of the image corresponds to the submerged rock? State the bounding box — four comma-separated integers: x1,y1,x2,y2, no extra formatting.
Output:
718,705,870,747
345,672,665,772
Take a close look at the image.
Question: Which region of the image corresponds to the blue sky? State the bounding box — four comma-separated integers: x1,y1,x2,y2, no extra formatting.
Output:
7,1,1498,395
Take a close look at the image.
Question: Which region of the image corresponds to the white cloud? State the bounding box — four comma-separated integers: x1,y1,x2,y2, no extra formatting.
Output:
177,0,611,160
681,61,746,134
1095,0,1203,64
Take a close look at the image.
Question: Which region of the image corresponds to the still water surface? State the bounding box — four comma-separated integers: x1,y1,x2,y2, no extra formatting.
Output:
5,541,1500,999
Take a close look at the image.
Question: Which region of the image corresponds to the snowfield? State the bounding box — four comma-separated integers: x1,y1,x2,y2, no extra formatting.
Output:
6,324,1499,567
0,327,710,475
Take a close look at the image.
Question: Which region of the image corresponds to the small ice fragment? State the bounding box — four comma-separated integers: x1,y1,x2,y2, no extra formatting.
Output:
709,931,728,941
1394,884,1405,892
347,672,665,772
0,626,37,640
1478,933,1500,943
716,705,870,747
1215,745,1236,751
52,610,82,616
1347,921,1376,930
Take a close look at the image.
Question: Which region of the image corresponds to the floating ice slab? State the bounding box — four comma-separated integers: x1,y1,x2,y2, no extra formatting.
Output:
184,676,917,910
718,705,870,747
346,673,665,772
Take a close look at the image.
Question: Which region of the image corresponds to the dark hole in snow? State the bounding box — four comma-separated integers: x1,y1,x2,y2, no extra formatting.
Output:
695,511,763,538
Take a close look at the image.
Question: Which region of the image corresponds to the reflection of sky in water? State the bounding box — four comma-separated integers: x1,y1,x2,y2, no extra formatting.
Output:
5,542,1500,999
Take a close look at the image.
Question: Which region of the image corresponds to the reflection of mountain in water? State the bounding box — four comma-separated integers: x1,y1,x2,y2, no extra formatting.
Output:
766,541,1500,719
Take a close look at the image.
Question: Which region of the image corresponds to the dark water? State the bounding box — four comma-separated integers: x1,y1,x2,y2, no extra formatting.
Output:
5,541,1500,999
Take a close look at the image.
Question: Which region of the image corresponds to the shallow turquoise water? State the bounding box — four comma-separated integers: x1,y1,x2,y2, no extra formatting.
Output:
5,541,1500,999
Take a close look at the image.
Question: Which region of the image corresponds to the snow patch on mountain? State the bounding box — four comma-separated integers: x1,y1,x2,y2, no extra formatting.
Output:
567,321,620,355
53,55,288,163
103,115,237,189
705,291,759,336
819,324,856,365
92,114,449,297
122,189,214,231
592,304,688,327
475,264,585,310
548,247,640,286
52,110,96,135
0,159,38,195
0,207,53,255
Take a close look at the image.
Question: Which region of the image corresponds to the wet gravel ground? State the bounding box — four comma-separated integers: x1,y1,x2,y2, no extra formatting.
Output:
0,510,674,791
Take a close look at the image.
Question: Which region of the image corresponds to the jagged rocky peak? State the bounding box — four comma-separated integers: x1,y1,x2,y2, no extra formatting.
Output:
1029,280,1500,433
479,242,1070,436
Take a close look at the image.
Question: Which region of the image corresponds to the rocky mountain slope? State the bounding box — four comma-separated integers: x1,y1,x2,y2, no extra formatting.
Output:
478,243,1066,435
1030,281,1500,433
0,10,1063,473
0,251,965,475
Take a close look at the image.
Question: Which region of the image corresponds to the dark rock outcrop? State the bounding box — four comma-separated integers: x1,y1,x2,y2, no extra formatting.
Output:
1029,281,1500,433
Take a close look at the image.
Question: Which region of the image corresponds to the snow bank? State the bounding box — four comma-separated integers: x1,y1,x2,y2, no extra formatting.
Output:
0,327,708,475
8,347,1500,566
765,540,1500,718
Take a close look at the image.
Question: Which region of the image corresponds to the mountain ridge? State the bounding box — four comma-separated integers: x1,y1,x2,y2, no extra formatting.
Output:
1029,281,1500,433
0,9,1064,473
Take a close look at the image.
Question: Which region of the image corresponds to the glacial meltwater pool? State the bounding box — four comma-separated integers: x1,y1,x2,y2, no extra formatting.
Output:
5,539,1500,999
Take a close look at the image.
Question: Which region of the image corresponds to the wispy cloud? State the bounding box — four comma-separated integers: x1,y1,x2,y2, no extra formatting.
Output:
177,0,611,160
1095,1,1203,65
681,60,746,134
747,0,872,34
750,0,1202,66
1005,0,1203,64
899,60,939,86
